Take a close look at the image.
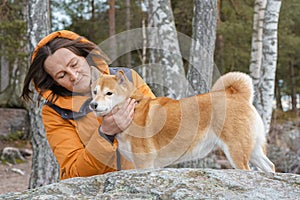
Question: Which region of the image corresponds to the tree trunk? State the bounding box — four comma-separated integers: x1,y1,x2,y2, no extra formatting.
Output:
109,0,118,65
289,59,297,112
27,0,60,188
145,0,186,99
90,0,95,41
0,44,9,92
250,0,267,86
186,0,218,95
250,0,282,135
171,0,219,169
275,75,283,111
126,0,131,66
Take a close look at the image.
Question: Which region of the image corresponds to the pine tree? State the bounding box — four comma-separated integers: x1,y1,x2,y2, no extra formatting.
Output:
0,0,27,107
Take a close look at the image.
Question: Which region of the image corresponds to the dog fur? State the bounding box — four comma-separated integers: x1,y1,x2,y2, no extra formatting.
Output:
90,70,275,172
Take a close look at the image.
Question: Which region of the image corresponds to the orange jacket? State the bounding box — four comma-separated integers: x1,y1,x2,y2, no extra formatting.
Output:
33,30,155,179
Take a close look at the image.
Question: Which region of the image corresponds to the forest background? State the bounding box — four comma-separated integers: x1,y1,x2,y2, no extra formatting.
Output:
0,0,299,112
0,0,299,192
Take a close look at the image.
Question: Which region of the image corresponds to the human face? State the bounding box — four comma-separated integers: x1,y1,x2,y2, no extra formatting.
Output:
44,48,91,95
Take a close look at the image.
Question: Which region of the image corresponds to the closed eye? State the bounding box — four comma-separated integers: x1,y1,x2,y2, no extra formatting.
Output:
57,72,66,79
70,59,78,68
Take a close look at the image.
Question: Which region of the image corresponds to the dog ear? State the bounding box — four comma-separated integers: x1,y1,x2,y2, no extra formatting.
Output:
90,66,102,82
116,70,127,85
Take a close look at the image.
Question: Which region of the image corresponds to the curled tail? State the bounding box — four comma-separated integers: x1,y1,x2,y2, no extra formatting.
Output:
211,72,254,103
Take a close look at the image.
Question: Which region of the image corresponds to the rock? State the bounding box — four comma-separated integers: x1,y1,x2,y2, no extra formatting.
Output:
268,145,300,174
0,168,299,199
268,122,300,174
11,168,25,176
0,108,29,138
1,147,26,164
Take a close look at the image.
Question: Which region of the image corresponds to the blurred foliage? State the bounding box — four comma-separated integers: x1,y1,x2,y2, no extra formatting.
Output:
0,0,28,107
214,0,254,74
0,0,27,64
171,0,193,37
0,131,25,142
51,0,145,45
51,0,148,67
277,0,300,97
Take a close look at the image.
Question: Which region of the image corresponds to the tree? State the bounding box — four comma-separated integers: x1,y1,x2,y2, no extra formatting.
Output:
125,0,131,66
186,0,218,95
214,0,254,74
145,0,186,99
276,0,300,112
0,0,28,107
249,0,282,134
27,0,60,188
170,0,219,169
109,0,118,65
51,0,109,42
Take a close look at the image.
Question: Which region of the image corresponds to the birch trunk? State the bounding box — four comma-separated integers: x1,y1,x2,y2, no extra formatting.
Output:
249,0,267,81
145,0,185,99
170,0,219,169
250,0,282,134
27,0,60,188
186,0,218,95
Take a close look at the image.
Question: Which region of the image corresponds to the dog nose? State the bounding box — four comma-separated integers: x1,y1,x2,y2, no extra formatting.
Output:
89,102,98,110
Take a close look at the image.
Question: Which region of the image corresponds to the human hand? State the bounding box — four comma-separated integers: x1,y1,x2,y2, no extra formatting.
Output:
100,98,136,135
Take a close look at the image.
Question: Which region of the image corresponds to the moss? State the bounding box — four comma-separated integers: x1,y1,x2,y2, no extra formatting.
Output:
0,131,25,142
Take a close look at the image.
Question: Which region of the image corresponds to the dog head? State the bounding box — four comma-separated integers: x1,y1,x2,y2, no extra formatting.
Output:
89,68,133,116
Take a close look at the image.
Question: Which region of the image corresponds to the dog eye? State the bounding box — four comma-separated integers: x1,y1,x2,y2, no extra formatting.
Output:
106,92,113,96
93,89,97,95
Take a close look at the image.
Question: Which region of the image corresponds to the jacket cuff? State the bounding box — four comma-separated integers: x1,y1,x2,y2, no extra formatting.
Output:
98,126,115,144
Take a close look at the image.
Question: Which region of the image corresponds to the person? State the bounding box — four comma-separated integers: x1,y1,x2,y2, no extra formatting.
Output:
21,30,155,180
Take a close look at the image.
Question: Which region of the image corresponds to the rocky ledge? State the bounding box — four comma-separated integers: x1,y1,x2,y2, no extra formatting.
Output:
0,168,299,199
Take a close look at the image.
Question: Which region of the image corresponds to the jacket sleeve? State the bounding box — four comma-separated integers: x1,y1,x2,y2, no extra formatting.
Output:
42,104,118,179
130,69,156,98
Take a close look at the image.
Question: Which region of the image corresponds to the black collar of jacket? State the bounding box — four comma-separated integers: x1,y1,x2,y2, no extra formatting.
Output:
46,97,93,120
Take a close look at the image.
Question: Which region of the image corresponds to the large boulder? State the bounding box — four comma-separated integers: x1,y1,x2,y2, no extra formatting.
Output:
0,168,299,199
0,108,29,138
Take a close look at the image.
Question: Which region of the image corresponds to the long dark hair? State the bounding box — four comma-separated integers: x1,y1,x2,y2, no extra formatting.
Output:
21,37,109,103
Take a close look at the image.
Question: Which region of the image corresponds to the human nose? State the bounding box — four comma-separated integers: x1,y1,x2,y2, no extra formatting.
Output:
68,68,78,81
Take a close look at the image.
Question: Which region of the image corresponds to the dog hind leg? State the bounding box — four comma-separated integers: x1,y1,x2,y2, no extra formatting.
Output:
249,110,275,172
250,145,275,172
217,138,251,170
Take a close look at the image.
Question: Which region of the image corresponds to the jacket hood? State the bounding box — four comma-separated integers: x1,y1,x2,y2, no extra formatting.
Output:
32,30,90,63
32,30,109,111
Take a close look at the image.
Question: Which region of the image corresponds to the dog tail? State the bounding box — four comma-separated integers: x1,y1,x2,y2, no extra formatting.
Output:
211,72,254,103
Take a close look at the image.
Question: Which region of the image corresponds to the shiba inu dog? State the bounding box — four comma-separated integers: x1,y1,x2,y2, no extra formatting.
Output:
90,69,275,172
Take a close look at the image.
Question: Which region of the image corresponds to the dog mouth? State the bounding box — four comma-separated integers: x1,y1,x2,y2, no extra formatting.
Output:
94,110,110,117
89,102,111,116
